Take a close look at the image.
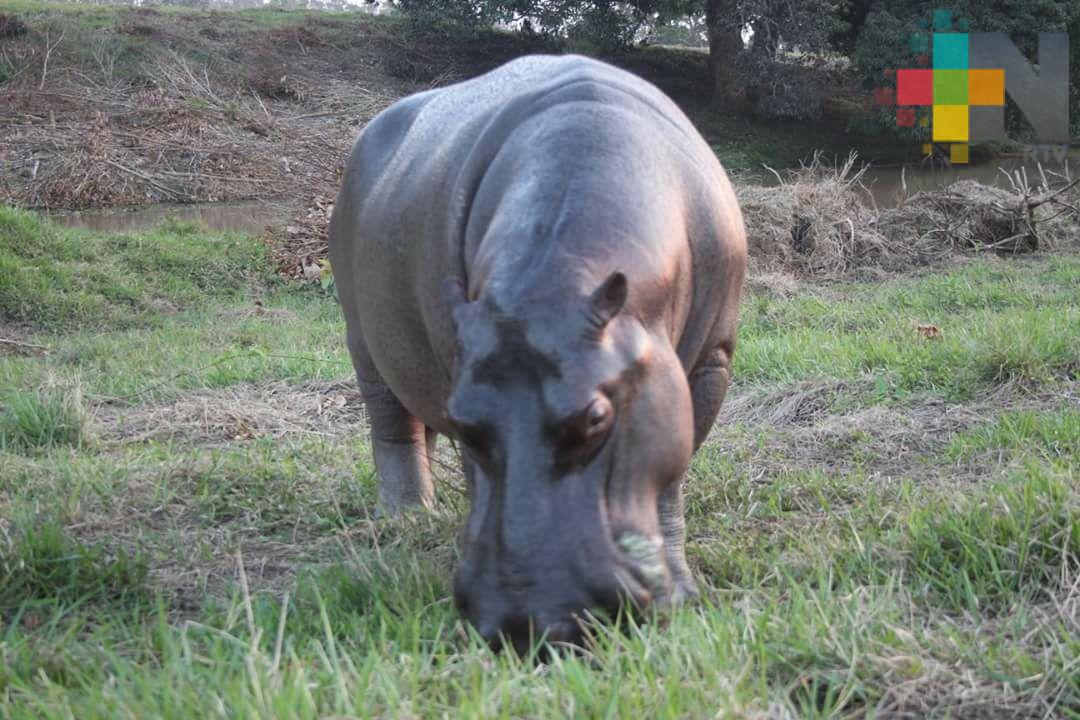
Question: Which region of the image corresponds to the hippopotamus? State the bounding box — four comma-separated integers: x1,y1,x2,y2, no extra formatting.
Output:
328,54,746,651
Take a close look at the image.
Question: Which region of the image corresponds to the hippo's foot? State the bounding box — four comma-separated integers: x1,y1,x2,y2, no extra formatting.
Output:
669,567,699,606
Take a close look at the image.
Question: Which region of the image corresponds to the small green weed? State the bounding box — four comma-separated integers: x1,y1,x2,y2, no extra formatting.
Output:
0,381,88,452
0,519,148,613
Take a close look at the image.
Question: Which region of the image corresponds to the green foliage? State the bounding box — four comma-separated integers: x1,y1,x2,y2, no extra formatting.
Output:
397,0,697,49
735,256,1080,401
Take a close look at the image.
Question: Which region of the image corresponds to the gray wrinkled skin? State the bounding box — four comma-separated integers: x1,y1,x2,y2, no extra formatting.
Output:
328,54,746,653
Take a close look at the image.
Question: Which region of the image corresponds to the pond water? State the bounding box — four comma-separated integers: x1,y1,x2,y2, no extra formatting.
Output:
40,154,1079,234
857,154,1079,208
45,201,288,234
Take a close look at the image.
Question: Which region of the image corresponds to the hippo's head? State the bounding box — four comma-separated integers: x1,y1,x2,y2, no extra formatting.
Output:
444,271,695,652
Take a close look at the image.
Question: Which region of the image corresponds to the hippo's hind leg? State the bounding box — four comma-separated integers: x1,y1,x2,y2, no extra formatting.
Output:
660,347,732,603
348,328,436,515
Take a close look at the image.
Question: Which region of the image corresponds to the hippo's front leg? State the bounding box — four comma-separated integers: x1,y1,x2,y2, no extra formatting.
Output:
347,329,437,514
660,347,732,603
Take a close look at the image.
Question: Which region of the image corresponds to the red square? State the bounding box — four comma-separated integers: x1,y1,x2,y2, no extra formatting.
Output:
874,87,895,106
896,107,916,126
897,69,933,105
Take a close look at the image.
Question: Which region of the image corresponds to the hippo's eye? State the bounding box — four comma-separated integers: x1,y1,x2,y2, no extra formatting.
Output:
562,395,613,449
585,398,611,434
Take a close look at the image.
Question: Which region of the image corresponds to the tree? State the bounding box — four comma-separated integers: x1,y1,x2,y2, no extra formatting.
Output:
395,0,846,118
705,0,844,117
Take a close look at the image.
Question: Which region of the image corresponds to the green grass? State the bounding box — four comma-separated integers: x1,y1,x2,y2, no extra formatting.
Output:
0,381,88,451
736,256,1080,401
0,207,273,330
948,408,1080,464
1,214,1078,717
902,465,1078,613
0,518,149,614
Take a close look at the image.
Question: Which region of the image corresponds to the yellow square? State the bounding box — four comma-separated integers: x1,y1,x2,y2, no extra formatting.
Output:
969,69,1004,105
919,113,930,127
922,143,933,155
933,105,968,142
950,143,969,164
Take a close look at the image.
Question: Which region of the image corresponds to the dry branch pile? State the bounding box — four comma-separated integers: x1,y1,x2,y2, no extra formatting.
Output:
739,153,1080,276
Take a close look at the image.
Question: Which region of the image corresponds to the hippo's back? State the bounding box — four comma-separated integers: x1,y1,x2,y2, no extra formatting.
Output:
328,54,737,430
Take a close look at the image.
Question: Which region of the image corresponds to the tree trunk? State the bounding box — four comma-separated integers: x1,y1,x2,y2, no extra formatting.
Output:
705,0,745,107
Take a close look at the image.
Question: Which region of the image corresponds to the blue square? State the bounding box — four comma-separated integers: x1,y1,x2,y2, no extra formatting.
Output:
934,33,968,69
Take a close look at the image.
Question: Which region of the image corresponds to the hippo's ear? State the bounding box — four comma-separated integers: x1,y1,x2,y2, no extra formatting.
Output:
587,271,628,331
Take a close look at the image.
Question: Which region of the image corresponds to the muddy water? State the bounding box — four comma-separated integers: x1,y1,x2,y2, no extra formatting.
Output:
45,201,288,234
859,154,1079,208
40,154,1080,233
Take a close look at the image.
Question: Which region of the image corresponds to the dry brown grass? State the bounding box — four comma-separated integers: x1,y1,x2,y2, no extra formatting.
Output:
739,153,1080,277
0,11,402,212
95,379,365,445
713,378,1078,487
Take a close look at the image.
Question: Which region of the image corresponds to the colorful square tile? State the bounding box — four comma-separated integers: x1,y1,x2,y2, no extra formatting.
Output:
933,33,968,69
950,143,969,163
934,69,968,104
897,69,933,105
933,105,969,141
969,69,1004,105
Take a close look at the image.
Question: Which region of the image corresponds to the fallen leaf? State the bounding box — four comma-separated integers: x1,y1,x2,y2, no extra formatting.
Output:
916,324,942,340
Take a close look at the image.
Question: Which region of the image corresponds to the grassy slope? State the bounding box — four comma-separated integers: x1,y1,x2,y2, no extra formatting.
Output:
1,207,1078,717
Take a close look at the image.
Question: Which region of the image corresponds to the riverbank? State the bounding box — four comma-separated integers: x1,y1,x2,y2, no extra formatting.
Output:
0,3,871,215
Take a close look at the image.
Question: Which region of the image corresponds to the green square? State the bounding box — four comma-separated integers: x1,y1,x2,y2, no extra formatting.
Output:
934,33,968,69
934,70,968,104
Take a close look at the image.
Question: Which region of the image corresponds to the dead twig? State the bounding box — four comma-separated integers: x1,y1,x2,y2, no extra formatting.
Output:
38,29,65,91
0,337,49,355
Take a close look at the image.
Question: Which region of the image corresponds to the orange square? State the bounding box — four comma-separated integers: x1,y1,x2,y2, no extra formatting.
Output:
969,69,1004,105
